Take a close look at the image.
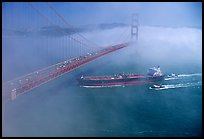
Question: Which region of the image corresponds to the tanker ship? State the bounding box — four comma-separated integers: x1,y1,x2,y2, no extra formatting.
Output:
78,66,165,87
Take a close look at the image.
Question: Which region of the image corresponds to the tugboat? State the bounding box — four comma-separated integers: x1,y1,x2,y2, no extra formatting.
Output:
167,73,178,78
78,66,165,87
150,84,165,89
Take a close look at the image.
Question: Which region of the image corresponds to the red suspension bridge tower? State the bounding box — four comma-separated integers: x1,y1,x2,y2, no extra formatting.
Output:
131,13,138,42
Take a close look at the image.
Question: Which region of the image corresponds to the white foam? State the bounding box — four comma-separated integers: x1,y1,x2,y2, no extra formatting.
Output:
150,81,202,91
81,85,123,88
177,73,202,77
164,77,180,81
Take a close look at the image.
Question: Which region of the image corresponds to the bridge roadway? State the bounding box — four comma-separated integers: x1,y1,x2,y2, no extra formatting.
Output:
3,43,128,100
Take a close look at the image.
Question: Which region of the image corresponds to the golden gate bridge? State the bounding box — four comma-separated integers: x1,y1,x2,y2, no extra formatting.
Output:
2,3,138,101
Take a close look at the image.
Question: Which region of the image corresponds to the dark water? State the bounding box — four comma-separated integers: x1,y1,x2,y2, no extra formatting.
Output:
2,45,202,137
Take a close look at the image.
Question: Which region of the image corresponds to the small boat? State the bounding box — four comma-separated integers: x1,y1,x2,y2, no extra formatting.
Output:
167,73,178,78
151,84,165,89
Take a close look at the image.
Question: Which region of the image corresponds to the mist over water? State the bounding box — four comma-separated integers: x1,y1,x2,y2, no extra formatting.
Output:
2,24,202,137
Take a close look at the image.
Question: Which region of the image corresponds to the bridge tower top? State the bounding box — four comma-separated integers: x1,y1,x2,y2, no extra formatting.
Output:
131,13,138,42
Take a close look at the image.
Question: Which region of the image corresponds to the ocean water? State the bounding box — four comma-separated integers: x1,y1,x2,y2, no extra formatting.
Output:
2,44,202,137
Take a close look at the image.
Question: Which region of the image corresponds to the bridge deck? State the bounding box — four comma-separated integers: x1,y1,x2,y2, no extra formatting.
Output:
3,43,128,100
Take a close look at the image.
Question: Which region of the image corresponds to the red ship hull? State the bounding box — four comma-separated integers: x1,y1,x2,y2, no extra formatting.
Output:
78,74,165,87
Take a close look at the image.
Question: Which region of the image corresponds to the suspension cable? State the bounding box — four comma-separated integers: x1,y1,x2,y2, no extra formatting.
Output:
46,2,101,48
28,2,100,50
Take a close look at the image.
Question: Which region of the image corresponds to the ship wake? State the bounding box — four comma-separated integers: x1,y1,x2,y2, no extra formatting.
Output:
81,85,124,88
164,73,202,81
149,81,202,91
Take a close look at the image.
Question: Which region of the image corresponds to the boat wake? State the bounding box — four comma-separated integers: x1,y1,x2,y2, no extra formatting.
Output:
81,85,124,88
149,81,202,90
177,73,202,77
165,73,202,81
164,77,180,81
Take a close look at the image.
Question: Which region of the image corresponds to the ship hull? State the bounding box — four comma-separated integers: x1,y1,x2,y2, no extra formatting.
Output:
78,75,164,87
